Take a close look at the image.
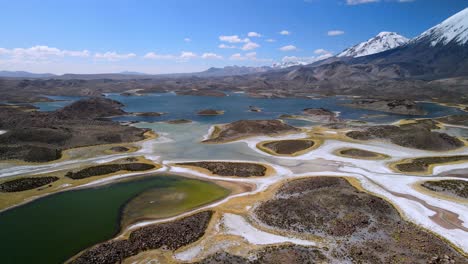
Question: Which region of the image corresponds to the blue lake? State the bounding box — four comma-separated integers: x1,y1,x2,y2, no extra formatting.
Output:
33,92,463,124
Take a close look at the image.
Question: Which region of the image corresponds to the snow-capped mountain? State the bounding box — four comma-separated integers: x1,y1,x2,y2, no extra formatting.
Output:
272,61,308,69
351,8,468,78
338,32,409,58
414,7,468,46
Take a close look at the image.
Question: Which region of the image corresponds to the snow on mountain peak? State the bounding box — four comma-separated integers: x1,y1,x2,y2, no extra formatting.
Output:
416,8,468,46
338,32,409,58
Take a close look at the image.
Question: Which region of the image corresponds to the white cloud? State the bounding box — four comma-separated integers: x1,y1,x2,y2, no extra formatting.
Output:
201,52,223,59
229,52,271,62
266,39,276,43
279,30,291,35
327,30,345,36
219,35,250,43
279,45,297,51
0,46,91,62
281,51,333,65
241,42,260,51
346,0,378,5
247,32,262,37
95,52,136,61
346,0,413,5
179,51,197,60
143,52,175,60
230,53,244,60
184,38,192,42
218,44,237,49
314,49,329,55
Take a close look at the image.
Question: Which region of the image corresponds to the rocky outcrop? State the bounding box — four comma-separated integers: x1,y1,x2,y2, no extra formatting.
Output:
54,97,126,120
345,99,427,115
302,108,341,122
203,120,300,143
0,99,148,162
197,109,224,116
0,176,59,192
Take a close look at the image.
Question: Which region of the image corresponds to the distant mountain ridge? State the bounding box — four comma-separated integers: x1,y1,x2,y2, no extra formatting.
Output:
0,71,56,78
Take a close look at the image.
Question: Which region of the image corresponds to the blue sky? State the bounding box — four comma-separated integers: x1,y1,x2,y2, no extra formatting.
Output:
0,0,466,74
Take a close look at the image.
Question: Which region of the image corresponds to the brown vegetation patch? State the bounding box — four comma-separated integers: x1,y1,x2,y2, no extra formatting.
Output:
71,211,213,264
196,245,328,264
254,177,465,263
336,148,388,160
394,155,468,173
65,163,156,179
346,122,463,151
258,139,316,156
436,115,468,127
203,120,300,143
422,180,468,199
0,176,59,192
175,161,267,177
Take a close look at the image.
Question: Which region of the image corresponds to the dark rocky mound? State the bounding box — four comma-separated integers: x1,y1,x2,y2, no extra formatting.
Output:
302,108,341,122
261,139,314,155
203,120,300,143
72,211,213,264
176,161,267,177
132,112,164,117
396,155,468,173
346,99,427,115
197,109,224,116
248,106,262,112
436,115,468,127
54,97,126,120
66,163,155,179
339,148,382,158
197,245,327,264
422,180,468,199
176,90,226,97
166,119,192,124
0,145,62,162
0,99,148,162
0,176,59,192
346,123,463,151
254,177,465,263
109,146,130,152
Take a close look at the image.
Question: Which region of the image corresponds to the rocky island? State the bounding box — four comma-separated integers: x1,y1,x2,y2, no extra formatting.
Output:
197,109,225,116
203,120,300,143
345,99,428,115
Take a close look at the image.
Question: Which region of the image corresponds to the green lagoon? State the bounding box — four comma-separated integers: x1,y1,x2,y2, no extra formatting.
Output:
0,175,228,264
